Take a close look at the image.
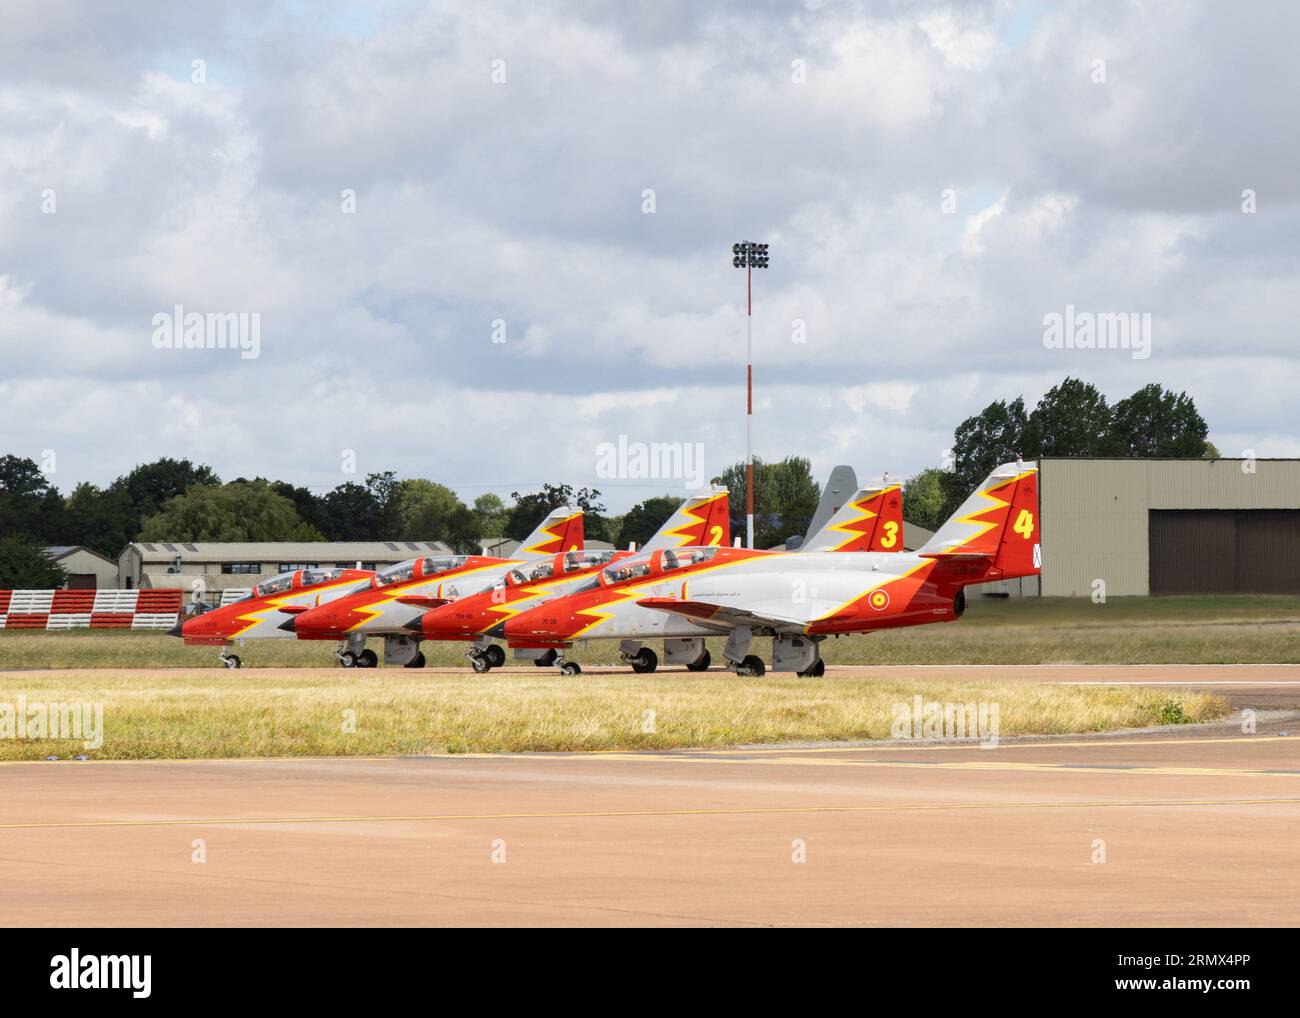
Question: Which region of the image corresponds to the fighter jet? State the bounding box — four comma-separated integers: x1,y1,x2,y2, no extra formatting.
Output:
411,490,732,672
412,479,905,674
169,566,375,669
498,463,1038,677
288,506,584,667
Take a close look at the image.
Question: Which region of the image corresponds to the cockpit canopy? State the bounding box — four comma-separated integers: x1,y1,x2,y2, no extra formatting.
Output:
502,549,621,589
251,567,349,599
361,555,469,592
599,546,718,586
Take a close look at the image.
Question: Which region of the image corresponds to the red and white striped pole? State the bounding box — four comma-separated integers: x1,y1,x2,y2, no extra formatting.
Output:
745,260,754,549
732,240,767,549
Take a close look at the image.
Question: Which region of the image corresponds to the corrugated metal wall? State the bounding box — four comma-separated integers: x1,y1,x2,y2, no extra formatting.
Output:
1150,510,1300,594
1040,459,1300,596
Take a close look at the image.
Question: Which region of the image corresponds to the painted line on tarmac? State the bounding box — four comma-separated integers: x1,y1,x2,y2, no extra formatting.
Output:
581,753,1300,779
0,734,1293,767
4,796,1299,831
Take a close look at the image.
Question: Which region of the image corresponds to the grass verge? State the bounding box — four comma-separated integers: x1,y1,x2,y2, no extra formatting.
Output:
0,669,1231,760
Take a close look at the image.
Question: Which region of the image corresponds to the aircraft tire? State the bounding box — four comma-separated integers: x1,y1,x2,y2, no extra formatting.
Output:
798,658,825,678
740,654,766,678
631,648,658,674
470,654,491,674
484,644,506,669
223,655,241,670
358,649,379,668
686,650,711,672
339,651,357,668
534,649,558,668
405,651,426,669
560,661,581,676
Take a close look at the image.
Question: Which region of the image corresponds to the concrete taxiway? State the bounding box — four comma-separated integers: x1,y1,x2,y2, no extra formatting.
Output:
2,699,1297,925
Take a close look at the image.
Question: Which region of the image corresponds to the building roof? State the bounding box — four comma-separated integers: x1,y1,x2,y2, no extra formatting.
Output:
122,541,454,562
46,545,117,565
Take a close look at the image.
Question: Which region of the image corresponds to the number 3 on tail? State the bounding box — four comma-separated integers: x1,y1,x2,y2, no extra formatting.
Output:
1013,509,1034,539
880,521,899,548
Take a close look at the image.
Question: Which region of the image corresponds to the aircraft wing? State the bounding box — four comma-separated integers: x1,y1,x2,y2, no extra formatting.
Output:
636,597,806,635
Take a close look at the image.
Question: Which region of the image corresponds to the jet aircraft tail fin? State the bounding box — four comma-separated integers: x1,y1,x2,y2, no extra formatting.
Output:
517,506,584,558
919,462,1040,579
802,480,904,552
642,490,731,551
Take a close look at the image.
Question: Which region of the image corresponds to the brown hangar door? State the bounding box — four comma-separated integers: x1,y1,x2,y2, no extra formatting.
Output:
1149,509,1300,594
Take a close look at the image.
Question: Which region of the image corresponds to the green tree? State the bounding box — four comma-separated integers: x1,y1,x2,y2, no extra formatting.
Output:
1028,377,1112,456
115,458,219,519
902,467,948,532
0,454,66,543
323,482,381,541
366,471,403,537
617,495,684,549
948,397,1031,506
270,481,332,537
1108,383,1209,457
138,481,324,542
472,493,508,538
506,484,607,543
712,456,820,548
396,479,465,539
0,536,68,588
443,505,483,554
61,482,135,557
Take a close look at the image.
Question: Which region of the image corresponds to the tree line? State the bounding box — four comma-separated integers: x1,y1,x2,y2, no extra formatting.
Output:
902,379,1213,529
0,378,1212,585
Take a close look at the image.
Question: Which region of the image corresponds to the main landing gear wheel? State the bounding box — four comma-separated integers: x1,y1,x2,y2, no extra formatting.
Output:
484,644,506,669
339,651,357,668
357,648,379,669
798,658,825,678
470,654,491,674
405,651,426,669
560,661,582,677
738,655,766,678
222,655,241,670
534,649,558,668
630,647,658,674
686,650,711,672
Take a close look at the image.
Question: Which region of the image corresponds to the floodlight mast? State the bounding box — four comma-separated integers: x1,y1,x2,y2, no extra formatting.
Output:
731,240,768,549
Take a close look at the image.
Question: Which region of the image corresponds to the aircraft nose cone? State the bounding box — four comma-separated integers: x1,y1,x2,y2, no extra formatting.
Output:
277,617,296,633
166,622,184,638
403,617,424,633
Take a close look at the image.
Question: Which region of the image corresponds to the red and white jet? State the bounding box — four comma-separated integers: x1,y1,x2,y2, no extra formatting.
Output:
288,505,584,667
496,463,1039,676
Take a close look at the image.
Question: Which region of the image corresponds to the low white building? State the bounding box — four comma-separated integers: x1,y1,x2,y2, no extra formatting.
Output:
46,546,119,589
118,540,455,596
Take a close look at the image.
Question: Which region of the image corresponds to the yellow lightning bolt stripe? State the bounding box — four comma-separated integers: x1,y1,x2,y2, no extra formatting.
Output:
519,513,582,555
823,485,898,551
810,557,934,625
480,568,594,629
935,469,1035,555
348,561,519,631
567,554,756,639
657,494,726,548
229,576,362,638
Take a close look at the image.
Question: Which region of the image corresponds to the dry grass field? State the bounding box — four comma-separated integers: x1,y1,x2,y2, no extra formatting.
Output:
0,668,1230,760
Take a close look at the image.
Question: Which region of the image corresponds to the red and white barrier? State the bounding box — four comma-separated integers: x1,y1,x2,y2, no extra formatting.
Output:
0,589,184,631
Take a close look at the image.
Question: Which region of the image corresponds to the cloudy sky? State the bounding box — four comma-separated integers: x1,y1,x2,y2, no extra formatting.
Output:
2,0,1296,510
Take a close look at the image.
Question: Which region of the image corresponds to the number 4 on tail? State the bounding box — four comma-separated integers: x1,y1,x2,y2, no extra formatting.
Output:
1013,509,1034,539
